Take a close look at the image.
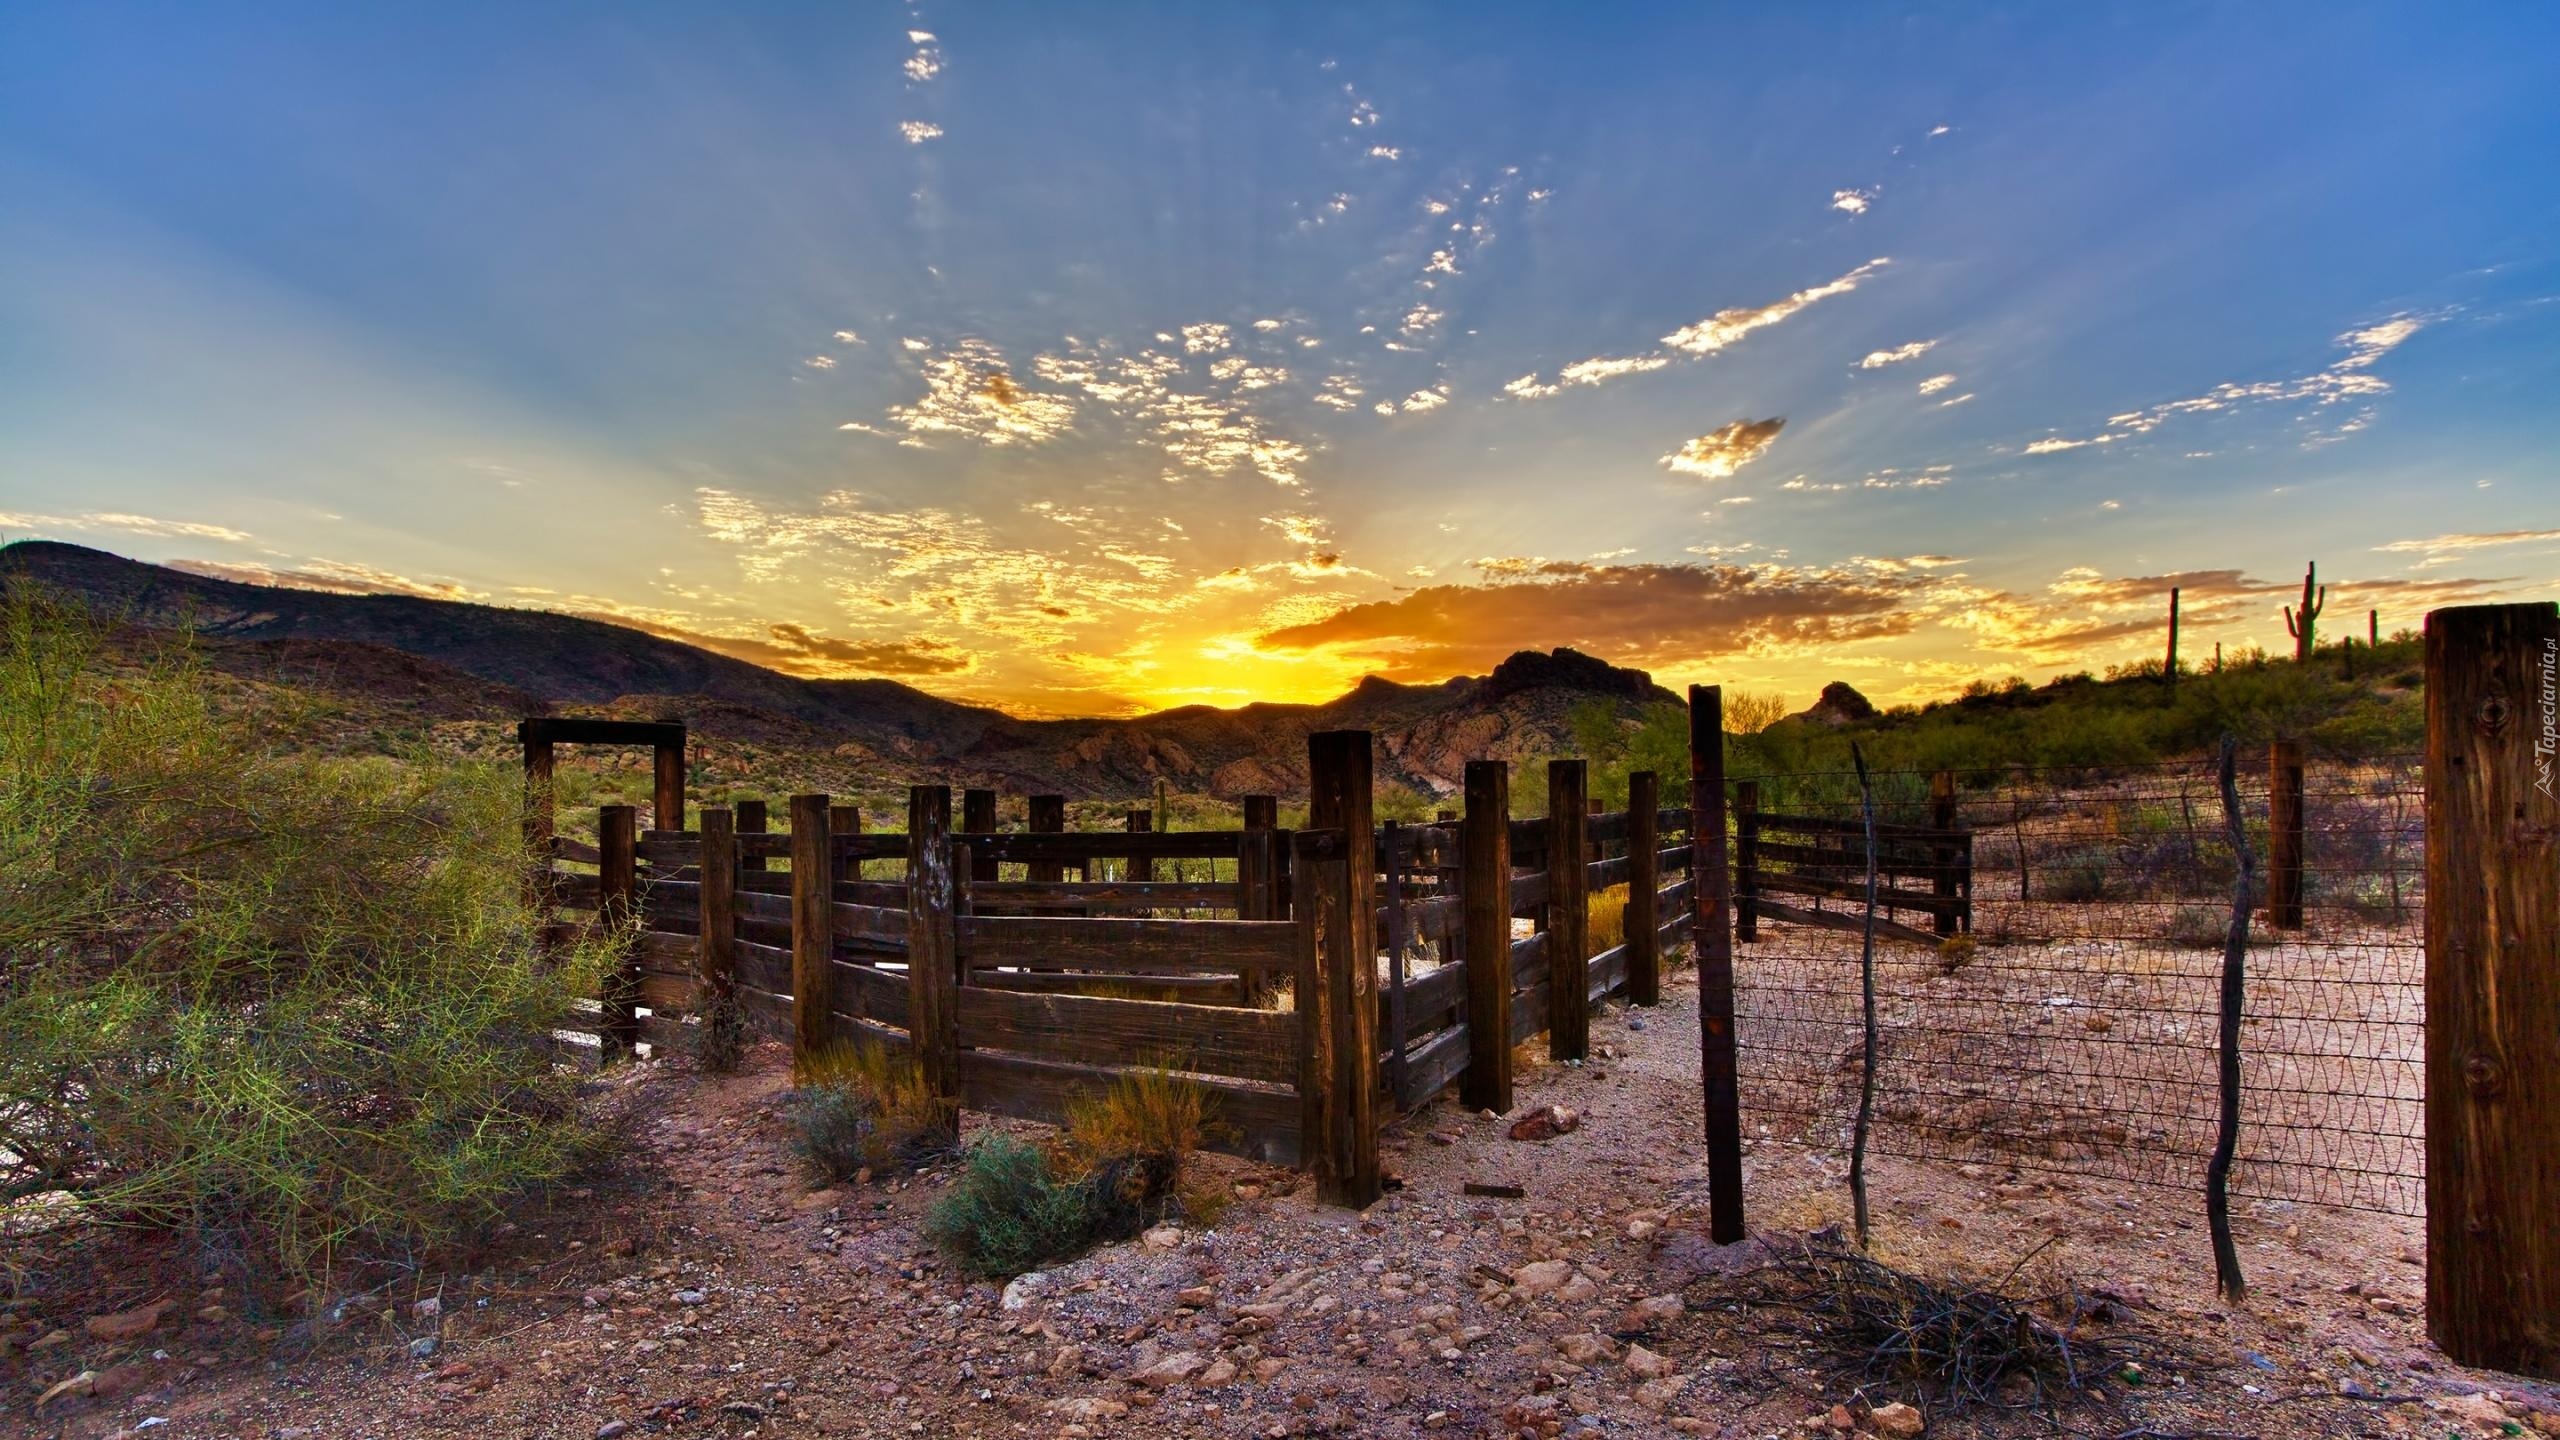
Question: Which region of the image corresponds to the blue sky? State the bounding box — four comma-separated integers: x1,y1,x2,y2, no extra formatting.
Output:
4,1,2555,714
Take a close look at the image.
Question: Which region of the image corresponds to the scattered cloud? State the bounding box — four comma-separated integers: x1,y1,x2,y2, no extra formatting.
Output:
1502,259,1890,399
900,120,943,144
882,339,1077,446
803,355,838,370
1859,341,1936,369
1831,189,1875,214
2373,528,2560,567
1,510,254,544
166,556,483,600
2025,313,2431,455
1916,373,1957,394
1661,418,1786,479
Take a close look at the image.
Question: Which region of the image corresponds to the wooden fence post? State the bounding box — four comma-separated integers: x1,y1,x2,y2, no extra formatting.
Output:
1930,770,1961,938
1243,795,1282,918
1460,760,1513,1114
789,794,833,1064
1126,808,1154,884
831,804,864,884
653,740,686,835
737,799,769,874
906,785,961,1119
1689,685,1746,1245
598,804,640,1055
522,726,557,861
1734,780,1760,943
1029,794,1067,915
2268,739,2305,929
963,789,999,885
1547,759,1590,1061
2424,601,2560,1377
699,807,737,1032
1304,731,1379,1207
1627,770,1661,1006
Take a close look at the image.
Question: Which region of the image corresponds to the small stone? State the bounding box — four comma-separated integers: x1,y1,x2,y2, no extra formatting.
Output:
85,1300,173,1342
1511,1260,1576,1296
1869,1401,1924,1439
411,1296,443,1321
409,1335,439,1360
595,1423,631,1439
1250,1357,1289,1383
1507,1105,1583,1142
1143,1225,1184,1252
674,1289,707,1306
1047,1398,1130,1422
1177,1286,1214,1307
1624,1344,1676,1380
1198,1357,1239,1386
1129,1350,1207,1388
1552,1332,1616,1365
1625,1294,1685,1327
1045,1345,1084,1378
1001,1272,1048,1311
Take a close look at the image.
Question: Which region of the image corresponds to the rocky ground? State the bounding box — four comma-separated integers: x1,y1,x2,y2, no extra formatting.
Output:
12,966,2558,1440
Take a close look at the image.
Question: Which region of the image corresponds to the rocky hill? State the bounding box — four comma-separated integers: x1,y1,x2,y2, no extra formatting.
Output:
3,541,1683,798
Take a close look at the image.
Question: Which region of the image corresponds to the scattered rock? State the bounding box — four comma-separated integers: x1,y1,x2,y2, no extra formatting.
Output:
1508,1105,1583,1142
1869,1400,1925,1438
1129,1350,1207,1388
1624,1343,1676,1380
1552,1332,1616,1366
85,1299,173,1342
1511,1260,1576,1295
1625,1293,1686,1327
1049,1397,1130,1422
1142,1224,1184,1252
1001,1272,1048,1311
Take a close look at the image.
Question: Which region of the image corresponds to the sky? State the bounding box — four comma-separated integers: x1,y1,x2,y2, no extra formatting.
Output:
3,2,2556,718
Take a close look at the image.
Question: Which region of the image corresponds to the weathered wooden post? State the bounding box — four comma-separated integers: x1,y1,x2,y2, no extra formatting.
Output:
1460,760,1513,1114
1626,770,1662,1006
2268,740,2306,929
1547,759,1591,1061
598,804,640,1055
788,794,834,1063
1733,780,1760,943
698,807,737,1034
2425,601,2560,1377
831,804,863,884
1028,794,1067,915
906,786,961,1122
737,799,769,874
653,739,686,835
1300,731,1380,1207
1126,808,1154,884
2165,586,2181,688
1689,685,1746,1244
963,788,999,883
521,723,557,862
1930,769,1961,938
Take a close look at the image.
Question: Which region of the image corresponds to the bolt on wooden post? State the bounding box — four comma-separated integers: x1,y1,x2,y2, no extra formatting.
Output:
1626,770,1662,1007
2268,740,2306,929
788,794,834,1064
1689,684,1746,1244
2424,601,2560,1377
1546,759,1591,1061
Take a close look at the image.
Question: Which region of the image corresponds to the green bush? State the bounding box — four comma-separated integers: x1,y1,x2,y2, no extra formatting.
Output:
924,1136,1101,1279
784,1041,954,1182
0,592,613,1282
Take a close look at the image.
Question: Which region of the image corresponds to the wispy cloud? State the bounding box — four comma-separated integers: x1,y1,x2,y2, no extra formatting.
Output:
1916,373,1957,395
1858,340,1936,369
2373,527,2560,567
1502,259,1891,399
1661,418,1786,479
1831,188,1875,214
167,556,483,600
882,339,1077,446
1,510,254,544
2024,314,2431,456
900,120,943,144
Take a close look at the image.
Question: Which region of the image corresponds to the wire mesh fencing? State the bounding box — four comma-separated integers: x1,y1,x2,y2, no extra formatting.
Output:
1727,752,2424,1216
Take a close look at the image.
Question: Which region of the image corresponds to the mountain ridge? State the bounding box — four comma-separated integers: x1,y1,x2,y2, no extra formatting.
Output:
1,540,1686,798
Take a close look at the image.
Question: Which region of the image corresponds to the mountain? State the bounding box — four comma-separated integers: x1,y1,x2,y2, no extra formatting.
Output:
1,541,1682,798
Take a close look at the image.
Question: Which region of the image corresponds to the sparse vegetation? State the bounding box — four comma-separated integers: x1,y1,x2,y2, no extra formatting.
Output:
1587,882,1630,954
783,1041,955,1182
0,591,614,1285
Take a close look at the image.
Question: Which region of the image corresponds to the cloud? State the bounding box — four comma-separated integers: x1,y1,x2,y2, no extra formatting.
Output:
1503,259,1890,399
2026,313,2431,455
882,339,1077,447
1831,189,1874,214
1916,373,1957,395
1397,387,1448,414
1859,341,1936,369
1,510,254,544
1661,418,1786,479
1253,557,1932,679
900,121,943,144
166,557,484,601
904,32,943,83
1181,323,1232,354
803,354,838,370
2373,528,2560,567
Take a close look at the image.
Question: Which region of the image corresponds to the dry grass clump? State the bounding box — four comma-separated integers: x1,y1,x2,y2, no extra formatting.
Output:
1587,883,1631,953
784,1041,955,1182
927,1063,1230,1278
1759,1230,2136,1414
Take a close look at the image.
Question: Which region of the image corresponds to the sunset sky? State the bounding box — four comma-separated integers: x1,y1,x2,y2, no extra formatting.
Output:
4,3,2556,717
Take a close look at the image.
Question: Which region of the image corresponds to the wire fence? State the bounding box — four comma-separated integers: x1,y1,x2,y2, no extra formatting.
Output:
1728,753,2424,1215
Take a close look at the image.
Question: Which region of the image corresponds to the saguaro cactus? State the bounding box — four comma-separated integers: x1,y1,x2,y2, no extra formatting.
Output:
2165,587,2181,687
2283,561,2326,663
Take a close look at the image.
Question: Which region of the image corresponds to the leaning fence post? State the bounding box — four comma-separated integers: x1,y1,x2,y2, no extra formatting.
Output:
699,807,738,1043
1460,760,1514,1114
598,804,640,1055
1689,684,1746,1244
788,793,833,1064
1547,759,1591,1060
2268,739,2305,929
906,785,961,1122
2207,737,2251,1300
2424,601,2560,1377
1305,730,1380,1207
1626,770,1661,1006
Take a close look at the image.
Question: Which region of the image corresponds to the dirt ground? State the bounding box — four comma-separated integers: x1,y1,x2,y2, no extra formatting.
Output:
9,963,2556,1440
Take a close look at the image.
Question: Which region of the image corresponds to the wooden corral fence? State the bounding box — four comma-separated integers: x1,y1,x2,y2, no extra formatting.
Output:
1733,773,1972,947
535,728,1713,1209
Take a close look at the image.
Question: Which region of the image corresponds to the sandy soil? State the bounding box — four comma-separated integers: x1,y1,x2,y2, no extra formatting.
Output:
10,962,2555,1440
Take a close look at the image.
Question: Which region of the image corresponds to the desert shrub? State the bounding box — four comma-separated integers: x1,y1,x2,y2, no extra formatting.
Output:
2040,848,2110,903
1935,934,1977,974
2161,904,2232,949
924,1136,1099,1279
687,989,748,1074
784,1041,954,1182
1586,883,1630,953
928,1065,1228,1278
0,592,612,1282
